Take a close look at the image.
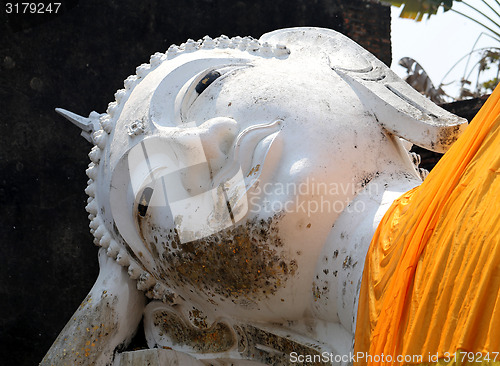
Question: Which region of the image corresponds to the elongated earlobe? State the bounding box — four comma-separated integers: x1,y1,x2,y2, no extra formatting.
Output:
261,27,468,153
333,68,467,153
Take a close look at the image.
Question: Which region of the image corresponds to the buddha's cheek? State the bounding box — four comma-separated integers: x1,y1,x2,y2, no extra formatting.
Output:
137,209,313,319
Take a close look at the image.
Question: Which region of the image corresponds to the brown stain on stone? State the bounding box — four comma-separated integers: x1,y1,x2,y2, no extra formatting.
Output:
438,123,464,148
188,307,208,329
152,311,235,353
238,324,329,366
40,293,117,365
146,214,297,300
246,164,261,177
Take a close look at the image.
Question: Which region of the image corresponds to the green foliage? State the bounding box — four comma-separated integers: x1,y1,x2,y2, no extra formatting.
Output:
479,49,500,72
388,0,500,99
385,0,455,20
482,77,499,92
399,57,447,102
476,50,500,93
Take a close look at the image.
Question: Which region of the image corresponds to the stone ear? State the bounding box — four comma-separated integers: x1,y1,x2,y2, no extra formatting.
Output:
261,27,467,153
333,68,467,153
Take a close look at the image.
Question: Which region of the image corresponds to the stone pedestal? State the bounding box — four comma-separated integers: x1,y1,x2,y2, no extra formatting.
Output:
115,349,204,366
114,349,265,366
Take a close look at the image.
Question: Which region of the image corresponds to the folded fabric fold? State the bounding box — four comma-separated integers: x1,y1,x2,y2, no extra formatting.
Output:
354,86,500,366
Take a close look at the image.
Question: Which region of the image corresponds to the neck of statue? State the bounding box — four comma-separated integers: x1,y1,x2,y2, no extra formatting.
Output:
289,171,422,356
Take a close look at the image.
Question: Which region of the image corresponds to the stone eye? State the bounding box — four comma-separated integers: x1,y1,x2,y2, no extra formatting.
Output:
195,70,221,94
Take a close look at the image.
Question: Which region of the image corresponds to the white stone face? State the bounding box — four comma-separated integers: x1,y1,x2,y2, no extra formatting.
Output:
45,28,467,365
168,58,411,318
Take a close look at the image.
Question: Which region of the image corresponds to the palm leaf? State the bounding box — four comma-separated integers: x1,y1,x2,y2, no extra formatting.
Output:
399,57,447,102
384,0,454,20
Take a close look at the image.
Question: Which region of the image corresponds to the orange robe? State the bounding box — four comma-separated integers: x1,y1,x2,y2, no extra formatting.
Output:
354,86,500,366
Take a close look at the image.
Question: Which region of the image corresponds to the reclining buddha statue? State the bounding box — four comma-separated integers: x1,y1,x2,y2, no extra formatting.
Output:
41,27,499,366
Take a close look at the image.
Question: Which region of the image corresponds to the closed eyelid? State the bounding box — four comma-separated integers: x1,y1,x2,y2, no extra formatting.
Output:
195,70,222,94
178,64,251,123
193,65,251,96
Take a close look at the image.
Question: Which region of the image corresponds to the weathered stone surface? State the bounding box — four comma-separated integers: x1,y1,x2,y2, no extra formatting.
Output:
411,96,489,172
0,2,391,365
40,24,467,364
116,349,204,366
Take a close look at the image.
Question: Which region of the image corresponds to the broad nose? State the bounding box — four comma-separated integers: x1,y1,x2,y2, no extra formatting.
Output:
123,117,241,245
175,117,239,196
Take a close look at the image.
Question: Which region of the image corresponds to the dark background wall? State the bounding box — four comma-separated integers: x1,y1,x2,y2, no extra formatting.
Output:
0,1,391,364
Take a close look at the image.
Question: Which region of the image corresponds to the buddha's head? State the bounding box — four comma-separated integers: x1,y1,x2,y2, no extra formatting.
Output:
63,27,465,323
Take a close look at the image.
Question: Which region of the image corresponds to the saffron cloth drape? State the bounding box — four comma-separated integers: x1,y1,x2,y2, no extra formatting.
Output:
354,85,500,366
